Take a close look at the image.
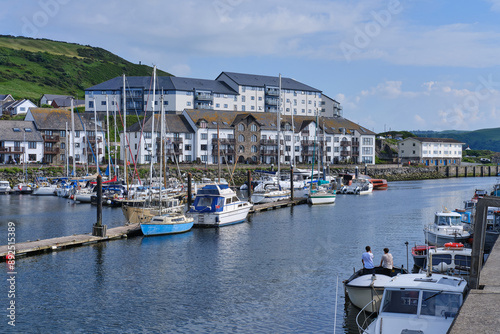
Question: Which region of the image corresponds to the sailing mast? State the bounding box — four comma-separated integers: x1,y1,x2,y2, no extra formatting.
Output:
71,99,76,176
149,65,157,185
65,122,69,177
123,74,127,186
93,97,99,174
106,95,111,179
277,74,281,184
159,94,164,212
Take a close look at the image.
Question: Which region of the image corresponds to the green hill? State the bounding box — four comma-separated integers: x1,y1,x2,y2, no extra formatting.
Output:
412,128,500,152
0,35,171,102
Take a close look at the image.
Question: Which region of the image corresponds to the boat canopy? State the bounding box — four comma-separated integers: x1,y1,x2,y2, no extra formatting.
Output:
191,195,225,213
197,184,229,195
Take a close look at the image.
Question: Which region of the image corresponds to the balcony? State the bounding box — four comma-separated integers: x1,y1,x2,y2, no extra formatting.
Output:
166,148,183,155
260,139,277,145
212,138,235,145
158,137,183,145
265,88,279,96
340,140,351,147
301,151,314,156
43,134,60,142
351,141,359,147
85,136,103,143
44,147,60,155
340,150,350,157
352,152,359,157
219,149,235,155
265,98,278,106
195,93,213,101
0,146,24,154
261,150,278,156
301,140,314,146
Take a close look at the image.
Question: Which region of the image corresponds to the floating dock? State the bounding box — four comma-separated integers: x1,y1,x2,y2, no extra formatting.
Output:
0,224,141,261
250,197,307,213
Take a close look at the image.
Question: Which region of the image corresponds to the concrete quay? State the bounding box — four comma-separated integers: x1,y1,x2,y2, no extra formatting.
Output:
449,238,500,333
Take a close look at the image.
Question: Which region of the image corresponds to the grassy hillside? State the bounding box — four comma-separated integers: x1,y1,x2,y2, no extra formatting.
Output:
412,128,500,152
0,35,171,103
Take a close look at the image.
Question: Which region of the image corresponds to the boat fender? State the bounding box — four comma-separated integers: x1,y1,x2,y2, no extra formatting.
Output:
444,242,464,249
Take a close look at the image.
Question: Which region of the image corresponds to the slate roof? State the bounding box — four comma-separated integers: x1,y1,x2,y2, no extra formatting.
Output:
52,98,85,108
217,71,322,92
42,94,74,101
86,76,238,95
28,108,100,131
0,94,14,101
411,137,465,144
183,109,375,136
0,120,43,142
126,114,194,133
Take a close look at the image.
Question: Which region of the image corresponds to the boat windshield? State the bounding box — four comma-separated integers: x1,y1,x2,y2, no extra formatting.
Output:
381,289,419,315
436,215,462,226
420,291,461,318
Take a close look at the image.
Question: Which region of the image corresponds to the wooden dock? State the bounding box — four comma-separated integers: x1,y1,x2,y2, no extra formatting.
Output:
0,197,308,260
0,223,141,261
250,197,307,213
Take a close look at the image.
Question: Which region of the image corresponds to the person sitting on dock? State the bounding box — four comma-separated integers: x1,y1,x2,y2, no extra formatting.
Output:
362,246,374,275
379,248,393,276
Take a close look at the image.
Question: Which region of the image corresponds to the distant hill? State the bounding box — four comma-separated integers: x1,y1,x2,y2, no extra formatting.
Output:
411,128,500,152
0,35,171,103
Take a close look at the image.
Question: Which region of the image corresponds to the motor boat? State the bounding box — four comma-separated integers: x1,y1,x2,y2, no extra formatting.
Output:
424,209,471,246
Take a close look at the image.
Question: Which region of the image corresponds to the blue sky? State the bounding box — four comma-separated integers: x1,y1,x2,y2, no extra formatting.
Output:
2,0,500,133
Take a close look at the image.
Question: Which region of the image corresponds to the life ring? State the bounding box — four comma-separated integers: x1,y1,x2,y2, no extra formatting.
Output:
444,242,464,249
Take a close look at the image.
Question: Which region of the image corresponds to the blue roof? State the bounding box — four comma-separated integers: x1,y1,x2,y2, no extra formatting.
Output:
217,71,321,92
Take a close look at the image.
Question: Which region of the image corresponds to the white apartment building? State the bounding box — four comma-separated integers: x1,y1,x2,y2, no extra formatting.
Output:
398,137,464,166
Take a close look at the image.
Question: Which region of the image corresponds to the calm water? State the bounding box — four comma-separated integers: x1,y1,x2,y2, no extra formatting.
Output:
0,177,497,333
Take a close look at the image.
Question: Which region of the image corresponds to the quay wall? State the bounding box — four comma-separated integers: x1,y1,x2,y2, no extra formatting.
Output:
0,164,498,187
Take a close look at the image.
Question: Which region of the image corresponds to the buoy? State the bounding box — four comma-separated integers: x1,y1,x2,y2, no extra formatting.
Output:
444,242,464,249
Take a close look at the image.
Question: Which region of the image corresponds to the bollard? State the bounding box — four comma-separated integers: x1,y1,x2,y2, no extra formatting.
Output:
92,175,107,237
290,166,294,201
187,173,192,209
247,170,252,199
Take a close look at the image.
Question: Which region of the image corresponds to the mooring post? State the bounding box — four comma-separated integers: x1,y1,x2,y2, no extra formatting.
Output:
92,175,107,237
290,166,294,201
247,170,252,199
187,173,192,209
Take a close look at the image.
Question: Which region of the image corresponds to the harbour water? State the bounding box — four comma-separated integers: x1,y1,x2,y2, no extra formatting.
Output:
0,177,497,333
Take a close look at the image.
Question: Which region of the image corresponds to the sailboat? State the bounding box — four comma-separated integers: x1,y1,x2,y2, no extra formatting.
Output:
139,68,193,236
308,109,336,205
251,74,291,204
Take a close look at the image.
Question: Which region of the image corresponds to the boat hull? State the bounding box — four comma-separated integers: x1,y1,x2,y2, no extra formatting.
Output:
251,191,290,204
141,221,193,236
308,193,336,205
32,186,57,196
191,206,251,227
424,231,471,247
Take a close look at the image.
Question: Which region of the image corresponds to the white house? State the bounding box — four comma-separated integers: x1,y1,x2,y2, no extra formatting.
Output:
2,99,37,116
398,137,464,166
0,120,44,164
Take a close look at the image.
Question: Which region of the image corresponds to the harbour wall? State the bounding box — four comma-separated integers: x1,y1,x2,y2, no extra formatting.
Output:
0,164,498,187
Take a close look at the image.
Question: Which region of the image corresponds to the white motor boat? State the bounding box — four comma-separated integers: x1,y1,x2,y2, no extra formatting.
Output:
31,182,57,196
424,209,471,246
0,180,11,194
344,266,408,313
357,273,468,334
340,178,373,195
251,182,290,204
421,243,471,275
188,183,252,227
308,186,336,205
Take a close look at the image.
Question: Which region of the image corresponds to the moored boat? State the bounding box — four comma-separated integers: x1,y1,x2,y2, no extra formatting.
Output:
250,182,291,204
188,183,252,227
424,209,472,246
357,273,468,334
411,244,435,268
141,212,194,236
0,180,11,194
344,266,408,313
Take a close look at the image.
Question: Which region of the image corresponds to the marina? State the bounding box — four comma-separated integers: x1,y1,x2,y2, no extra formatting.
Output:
1,176,499,333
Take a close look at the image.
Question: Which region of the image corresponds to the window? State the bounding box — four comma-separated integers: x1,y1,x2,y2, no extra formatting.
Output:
13,128,20,132
164,100,168,105
251,145,258,153
363,137,373,145
75,131,80,138
185,155,192,162
242,96,246,102
251,96,255,100
238,124,245,131
224,104,228,108
144,132,151,139
28,154,36,161
61,143,66,149
187,101,191,106
216,103,220,108
101,101,106,106
250,124,257,132
185,144,192,151
238,134,245,142
28,142,36,149
201,155,207,162
201,144,207,151
185,133,192,139
239,145,245,153
201,133,208,140
75,143,80,148
60,154,65,161
60,130,66,137
24,128,32,132
251,135,257,142
89,101,94,109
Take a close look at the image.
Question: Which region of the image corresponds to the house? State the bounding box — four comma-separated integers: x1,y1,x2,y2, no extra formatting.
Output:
51,97,85,108
122,109,376,166
25,108,105,166
398,137,464,166
2,99,37,116
40,94,74,106
0,120,44,164
0,94,15,113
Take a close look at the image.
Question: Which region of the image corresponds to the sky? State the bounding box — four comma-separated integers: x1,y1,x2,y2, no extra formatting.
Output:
2,0,500,133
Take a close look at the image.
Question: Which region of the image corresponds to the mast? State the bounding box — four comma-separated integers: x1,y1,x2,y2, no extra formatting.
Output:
217,120,220,183
93,97,99,174
149,65,157,185
71,99,76,176
316,108,320,181
65,122,69,177
291,100,295,168
113,97,117,178
159,94,165,210
277,73,281,182
123,74,128,187
106,95,111,178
